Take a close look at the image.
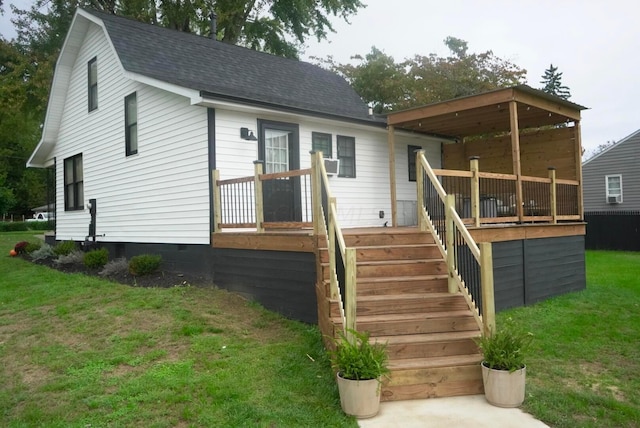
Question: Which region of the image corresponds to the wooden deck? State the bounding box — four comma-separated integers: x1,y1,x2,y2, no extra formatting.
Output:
212,223,586,251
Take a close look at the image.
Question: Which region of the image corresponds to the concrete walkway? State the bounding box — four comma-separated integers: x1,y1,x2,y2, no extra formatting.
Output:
358,395,548,428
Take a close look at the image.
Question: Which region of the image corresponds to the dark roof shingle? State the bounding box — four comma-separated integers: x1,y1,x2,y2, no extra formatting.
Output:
88,9,372,121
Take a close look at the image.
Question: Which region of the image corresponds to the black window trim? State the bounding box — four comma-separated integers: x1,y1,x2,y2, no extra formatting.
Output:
64,153,84,211
408,145,422,182
312,131,332,158
88,57,98,112
125,92,138,156
337,135,356,178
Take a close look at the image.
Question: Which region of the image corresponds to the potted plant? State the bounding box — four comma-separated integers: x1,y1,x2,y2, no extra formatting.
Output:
329,328,389,419
476,318,533,408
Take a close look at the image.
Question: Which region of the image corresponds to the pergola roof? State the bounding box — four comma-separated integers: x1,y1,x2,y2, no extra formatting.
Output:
387,85,587,139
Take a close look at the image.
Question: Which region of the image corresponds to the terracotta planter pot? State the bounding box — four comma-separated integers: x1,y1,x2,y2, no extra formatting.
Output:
336,373,381,418
481,362,526,408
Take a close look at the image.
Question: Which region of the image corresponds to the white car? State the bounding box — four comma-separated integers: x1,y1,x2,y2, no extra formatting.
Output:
27,212,53,222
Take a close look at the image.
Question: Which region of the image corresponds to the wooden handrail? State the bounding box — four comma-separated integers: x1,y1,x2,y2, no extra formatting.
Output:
217,175,254,186
260,168,311,181
450,209,481,261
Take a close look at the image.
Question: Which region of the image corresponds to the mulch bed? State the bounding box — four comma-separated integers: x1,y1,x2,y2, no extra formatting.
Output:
28,256,213,288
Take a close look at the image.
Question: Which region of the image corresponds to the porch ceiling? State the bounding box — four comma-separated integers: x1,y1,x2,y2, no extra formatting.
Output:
387,85,587,139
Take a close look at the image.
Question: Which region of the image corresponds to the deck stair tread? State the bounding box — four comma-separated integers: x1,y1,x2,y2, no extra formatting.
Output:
388,354,482,370
326,274,449,284
373,331,480,345
332,310,475,323
351,292,462,302
355,259,443,266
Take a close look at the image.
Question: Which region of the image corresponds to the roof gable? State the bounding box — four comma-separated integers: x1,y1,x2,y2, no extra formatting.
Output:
583,128,640,168
91,9,370,120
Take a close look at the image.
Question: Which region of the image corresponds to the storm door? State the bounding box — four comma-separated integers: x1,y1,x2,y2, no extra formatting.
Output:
258,120,301,222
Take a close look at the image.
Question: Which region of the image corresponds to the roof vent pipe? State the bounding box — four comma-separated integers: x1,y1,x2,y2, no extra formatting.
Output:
210,12,217,39
368,107,373,116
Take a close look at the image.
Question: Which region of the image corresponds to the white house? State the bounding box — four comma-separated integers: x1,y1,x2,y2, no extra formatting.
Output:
28,8,443,274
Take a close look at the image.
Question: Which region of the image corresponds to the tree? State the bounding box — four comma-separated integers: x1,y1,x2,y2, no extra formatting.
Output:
327,37,527,113
322,47,410,114
540,64,571,100
583,140,616,160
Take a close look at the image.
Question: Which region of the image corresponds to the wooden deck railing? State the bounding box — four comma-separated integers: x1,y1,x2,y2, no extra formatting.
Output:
212,162,312,232
433,159,581,226
417,151,495,336
311,152,356,341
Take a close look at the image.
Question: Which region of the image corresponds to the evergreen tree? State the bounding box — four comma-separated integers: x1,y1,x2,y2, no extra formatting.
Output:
540,64,571,100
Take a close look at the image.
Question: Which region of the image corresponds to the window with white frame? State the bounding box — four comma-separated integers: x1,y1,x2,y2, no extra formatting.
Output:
265,129,289,173
606,175,622,203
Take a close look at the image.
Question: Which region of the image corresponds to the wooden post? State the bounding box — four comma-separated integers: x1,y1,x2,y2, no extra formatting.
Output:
212,169,222,233
388,125,398,227
470,157,480,227
416,150,426,232
549,167,557,224
254,161,264,233
329,197,338,300
311,152,323,235
479,242,495,337
345,247,357,340
509,101,524,222
445,194,457,294
574,121,584,221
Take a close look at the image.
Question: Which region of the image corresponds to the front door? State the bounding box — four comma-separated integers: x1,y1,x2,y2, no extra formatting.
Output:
258,120,301,222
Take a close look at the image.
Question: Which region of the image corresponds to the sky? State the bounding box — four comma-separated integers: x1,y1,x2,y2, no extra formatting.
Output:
2,0,638,155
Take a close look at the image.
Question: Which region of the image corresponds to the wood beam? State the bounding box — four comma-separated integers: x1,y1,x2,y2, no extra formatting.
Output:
513,90,582,122
387,88,516,126
509,101,524,222
574,121,584,220
388,125,398,227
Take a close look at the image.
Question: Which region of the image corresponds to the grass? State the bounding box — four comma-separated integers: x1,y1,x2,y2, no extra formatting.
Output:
0,232,356,427
505,250,640,427
3,232,640,427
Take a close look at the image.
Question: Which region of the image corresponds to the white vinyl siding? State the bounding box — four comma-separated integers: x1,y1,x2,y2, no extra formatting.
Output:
52,24,209,244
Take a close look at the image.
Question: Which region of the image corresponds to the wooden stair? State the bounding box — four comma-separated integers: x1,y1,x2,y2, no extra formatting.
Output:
316,227,483,401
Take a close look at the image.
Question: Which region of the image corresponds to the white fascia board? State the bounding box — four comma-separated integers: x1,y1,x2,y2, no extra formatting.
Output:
27,12,91,168
121,71,201,104
583,128,640,167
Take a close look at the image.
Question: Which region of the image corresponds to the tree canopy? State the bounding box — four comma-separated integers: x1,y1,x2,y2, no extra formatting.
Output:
323,37,528,114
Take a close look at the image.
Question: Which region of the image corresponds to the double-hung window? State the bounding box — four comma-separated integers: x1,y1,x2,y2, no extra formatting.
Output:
125,92,138,156
312,132,332,158
408,145,422,182
64,154,84,211
337,135,356,178
606,175,622,203
88,57,98,112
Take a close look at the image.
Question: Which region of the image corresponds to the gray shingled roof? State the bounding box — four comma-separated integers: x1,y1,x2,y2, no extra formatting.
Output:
88,9,374,121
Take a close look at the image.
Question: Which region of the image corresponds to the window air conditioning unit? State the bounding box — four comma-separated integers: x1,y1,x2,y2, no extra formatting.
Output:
324,158,340,176
608,195,622,204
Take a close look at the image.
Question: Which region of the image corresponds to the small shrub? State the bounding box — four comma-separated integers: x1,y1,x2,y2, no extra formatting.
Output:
25,241,42,253
31,244,55,261
129,254,162,276
0,222,29,232
475,317,533,372
99,258,129,277
54,240,77,256
55,250,84,266
84,248,109,269
13,241,28,254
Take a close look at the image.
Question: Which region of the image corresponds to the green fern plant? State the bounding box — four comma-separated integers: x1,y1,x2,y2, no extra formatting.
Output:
476,317,533,372
328,329,389,381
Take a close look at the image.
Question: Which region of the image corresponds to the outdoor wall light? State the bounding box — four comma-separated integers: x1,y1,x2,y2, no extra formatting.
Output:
240,127,258,141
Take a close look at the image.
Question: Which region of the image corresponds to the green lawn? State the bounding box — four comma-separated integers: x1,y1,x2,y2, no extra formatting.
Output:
506,250,640,427
2,232,639,427
0,231,356,427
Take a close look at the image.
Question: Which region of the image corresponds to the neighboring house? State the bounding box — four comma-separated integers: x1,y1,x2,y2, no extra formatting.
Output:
27,8,441,278
583,128,640,250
